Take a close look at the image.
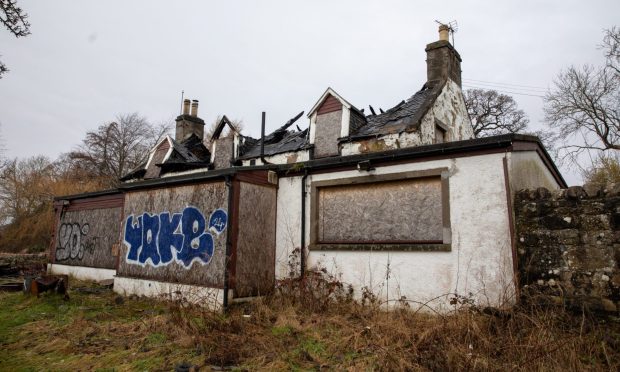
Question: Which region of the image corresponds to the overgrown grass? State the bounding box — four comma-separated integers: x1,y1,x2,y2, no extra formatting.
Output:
0,280,201,371
1,274,619,371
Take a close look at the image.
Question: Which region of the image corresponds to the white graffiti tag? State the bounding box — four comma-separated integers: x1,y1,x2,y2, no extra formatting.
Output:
55,223,90,261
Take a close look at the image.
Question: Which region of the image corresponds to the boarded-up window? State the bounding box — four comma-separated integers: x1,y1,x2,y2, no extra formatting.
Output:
317,177,442,243
310,169,451,250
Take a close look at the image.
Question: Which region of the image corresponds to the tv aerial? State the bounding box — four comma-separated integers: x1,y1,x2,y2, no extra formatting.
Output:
435,19,458,46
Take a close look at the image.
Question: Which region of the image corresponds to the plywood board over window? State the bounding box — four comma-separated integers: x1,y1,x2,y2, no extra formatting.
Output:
310,168,451,252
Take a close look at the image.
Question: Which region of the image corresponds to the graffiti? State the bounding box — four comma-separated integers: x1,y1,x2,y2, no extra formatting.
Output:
124,207,227,268
56,223,91,261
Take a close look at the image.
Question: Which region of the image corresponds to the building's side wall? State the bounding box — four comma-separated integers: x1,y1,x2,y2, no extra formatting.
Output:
277,153,516,311
241,150,310,166
114,276,225,310
117,182,229,288
509,151,561,192
48,263,116,282
275,176,303,278
418,79,474,144
53,207,121,269
340,132,423,156
234,182,277,297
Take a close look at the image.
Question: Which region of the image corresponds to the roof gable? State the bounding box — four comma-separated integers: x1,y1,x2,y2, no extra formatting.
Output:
308,87,353,118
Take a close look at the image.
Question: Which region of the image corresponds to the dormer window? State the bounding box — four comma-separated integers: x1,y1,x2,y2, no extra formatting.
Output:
308,88,365,159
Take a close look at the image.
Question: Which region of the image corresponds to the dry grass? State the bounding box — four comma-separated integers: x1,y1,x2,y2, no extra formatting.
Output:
169,272,620,371
1,274,619,371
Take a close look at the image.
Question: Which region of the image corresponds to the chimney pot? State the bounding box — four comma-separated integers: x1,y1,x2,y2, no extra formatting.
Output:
182,99,191,115
190,100,199,117
438,24,450,42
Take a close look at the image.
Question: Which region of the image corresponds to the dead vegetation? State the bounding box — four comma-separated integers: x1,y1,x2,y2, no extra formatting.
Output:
168,270,620,371
1,272,619,371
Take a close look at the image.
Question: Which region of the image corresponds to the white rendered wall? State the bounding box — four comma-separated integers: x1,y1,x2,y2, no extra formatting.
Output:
508,151,562,192
47,263,116,282
420,79,474,143
276,152,516,312
241,150,310,166
114,276,225,311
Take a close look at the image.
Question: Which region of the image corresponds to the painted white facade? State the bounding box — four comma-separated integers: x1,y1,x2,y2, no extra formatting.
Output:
275,150,560,312
114,276,226,310
241,150,310,166
47,263,116,282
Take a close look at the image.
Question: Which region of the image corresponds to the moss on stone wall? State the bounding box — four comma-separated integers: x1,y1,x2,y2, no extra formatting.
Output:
515,185,620,313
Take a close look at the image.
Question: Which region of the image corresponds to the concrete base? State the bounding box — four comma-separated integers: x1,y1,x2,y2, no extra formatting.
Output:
47,263,116,282
113,276,227,311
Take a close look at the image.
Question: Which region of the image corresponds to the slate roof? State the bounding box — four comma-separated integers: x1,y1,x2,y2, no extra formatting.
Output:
120,134,211,181
235,82,444,159
349,82,443,139
237,111,309,160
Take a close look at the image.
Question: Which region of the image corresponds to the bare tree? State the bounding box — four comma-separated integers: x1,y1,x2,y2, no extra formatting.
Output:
0,156,53,225
0,154,105,252
0,123,6,170
0,0,30,78
544,27,620,166
602,26,620,74
68,113,172,187
464,89,529,137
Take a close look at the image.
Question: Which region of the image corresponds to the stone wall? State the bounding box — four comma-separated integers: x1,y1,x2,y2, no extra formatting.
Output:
515,186,620,312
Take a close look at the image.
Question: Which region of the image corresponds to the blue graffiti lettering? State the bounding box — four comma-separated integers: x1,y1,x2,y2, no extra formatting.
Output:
209,209,228,235
158,212,183,264
177,207,214,267
123,207,227,269
124,215,143,262
139,212,161,266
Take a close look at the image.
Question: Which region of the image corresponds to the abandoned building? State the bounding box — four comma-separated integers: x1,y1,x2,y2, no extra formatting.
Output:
47,26,567,311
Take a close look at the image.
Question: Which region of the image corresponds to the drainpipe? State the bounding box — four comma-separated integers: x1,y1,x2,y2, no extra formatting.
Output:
300,169,308,278
260,111,271,165
223,175,234,310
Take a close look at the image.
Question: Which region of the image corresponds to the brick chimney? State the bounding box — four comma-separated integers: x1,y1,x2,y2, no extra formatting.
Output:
425,25,462,86
175,99,205,142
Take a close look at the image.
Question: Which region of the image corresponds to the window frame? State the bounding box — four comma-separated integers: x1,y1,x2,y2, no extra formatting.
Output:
309,168,451,252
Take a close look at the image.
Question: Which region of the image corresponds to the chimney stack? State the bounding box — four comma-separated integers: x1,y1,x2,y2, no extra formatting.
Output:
190,100,199,117
425,25,462,87
175,98,205,142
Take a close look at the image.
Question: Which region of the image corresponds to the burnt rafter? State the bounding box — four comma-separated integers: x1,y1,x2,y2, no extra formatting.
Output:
264,111,304,144
211,115,237,141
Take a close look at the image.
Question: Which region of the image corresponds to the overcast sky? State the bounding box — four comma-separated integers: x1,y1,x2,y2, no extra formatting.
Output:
1,0,618,185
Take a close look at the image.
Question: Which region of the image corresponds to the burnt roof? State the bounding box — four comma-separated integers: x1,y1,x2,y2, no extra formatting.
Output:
120,134,211,182
235,82,446,160
349,81,443,139
237,111,309,160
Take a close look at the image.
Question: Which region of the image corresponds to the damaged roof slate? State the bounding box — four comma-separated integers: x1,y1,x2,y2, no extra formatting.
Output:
120,134,211,181
236,82,444,158
237,111,309,160
348,82,443,139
